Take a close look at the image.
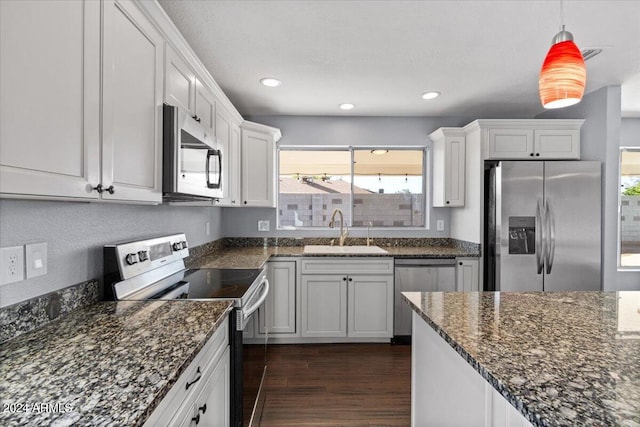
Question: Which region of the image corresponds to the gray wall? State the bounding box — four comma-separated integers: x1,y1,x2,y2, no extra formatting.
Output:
621,118,640,147
537,86,640,291
223,115,475,238
0,200,223,307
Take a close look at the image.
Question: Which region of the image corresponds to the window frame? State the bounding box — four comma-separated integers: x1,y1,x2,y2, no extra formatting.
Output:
618,147,640,271
276,145,429,230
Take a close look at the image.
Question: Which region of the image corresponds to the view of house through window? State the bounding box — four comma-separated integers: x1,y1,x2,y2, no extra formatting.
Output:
278,148,425,228
620,148,640,268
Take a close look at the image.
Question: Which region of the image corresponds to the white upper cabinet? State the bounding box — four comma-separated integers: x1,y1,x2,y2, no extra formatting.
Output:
165,44,196,114
215,104,241,206
102,0,164,203
1,0,164,203
0,0,101,199
480,120,583,160
430,128,466,207
164,44,216,133
240,121,281,207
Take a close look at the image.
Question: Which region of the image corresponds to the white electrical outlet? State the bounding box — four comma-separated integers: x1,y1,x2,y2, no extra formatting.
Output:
0,245,25,285
258,220,270,232
25,242,47,279
437,220,445,231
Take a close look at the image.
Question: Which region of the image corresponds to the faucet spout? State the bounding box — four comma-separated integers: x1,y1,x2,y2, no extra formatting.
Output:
329,208,349,246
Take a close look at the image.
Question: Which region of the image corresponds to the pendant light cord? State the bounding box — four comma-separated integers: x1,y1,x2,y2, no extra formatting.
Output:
559,0,564,31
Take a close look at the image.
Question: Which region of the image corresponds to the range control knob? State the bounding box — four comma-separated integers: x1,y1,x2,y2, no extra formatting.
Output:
125,253,139,265
138,250,149,262
181,241,188,249
172,242,183,251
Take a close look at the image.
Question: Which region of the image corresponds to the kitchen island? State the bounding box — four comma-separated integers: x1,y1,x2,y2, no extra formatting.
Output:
403,291,640,427
0,300,232,426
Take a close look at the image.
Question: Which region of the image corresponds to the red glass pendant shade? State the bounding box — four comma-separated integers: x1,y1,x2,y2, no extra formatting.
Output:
539,39,586,109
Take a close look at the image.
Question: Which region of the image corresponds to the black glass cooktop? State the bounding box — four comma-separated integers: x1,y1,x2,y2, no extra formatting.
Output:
152,268,262,300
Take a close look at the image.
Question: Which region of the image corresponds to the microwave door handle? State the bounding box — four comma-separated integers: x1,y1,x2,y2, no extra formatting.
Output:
205,149,221,189
243,279,269,321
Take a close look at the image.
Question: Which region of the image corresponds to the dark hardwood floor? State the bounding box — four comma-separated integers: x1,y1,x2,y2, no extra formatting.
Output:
260,343,411,427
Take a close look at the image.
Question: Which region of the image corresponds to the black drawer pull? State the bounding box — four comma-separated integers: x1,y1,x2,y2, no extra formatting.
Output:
199,404,207,414
185,367,202,390
192,413,200,425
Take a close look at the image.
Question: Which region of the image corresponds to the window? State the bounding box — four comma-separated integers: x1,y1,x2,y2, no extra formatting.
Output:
620,148,640,268
278,148,426,228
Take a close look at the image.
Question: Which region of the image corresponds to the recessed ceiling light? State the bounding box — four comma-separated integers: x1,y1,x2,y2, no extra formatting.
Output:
339,103,355,110
260,77,282,87
370,149,389,155
421,91,441,100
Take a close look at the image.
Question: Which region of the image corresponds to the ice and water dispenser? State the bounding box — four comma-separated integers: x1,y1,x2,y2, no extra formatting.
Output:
508,216,535,254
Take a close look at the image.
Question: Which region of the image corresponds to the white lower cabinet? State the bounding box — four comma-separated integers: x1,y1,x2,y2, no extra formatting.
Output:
301,274,348,338
412,312,533,427
144,317,229,427
456,258,479,291
301,258,394,340
347,275,394,338
258,261,296,336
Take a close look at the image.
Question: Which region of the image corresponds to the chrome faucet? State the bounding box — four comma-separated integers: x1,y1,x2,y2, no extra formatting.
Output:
366,221,373,246
328,208,349,246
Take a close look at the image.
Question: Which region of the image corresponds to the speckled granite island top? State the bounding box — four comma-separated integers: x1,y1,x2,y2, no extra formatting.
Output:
403,291,640,427
0,300,233,427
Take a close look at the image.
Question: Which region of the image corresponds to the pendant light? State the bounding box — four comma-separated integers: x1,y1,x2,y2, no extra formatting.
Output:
538,0,586,109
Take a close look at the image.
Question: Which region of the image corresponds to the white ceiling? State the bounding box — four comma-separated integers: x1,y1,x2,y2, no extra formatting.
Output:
158,0,640,118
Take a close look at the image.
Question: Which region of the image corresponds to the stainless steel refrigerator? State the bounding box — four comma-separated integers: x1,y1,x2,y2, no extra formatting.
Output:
484,161,601,292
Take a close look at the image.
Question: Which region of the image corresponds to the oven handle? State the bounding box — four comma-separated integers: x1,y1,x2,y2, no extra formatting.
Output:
242,279,269,321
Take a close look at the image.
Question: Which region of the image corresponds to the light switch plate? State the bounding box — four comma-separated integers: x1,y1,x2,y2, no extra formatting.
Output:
25,242,47,279
258,220,270,232
436,220,445,231
0,245,25,285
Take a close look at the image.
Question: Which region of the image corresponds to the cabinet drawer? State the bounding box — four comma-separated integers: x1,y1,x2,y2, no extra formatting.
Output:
144,316,229,426
301,258,394,275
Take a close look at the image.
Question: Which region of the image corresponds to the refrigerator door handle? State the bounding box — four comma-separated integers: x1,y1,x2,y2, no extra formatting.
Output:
545,199,556,274
535,199,544,274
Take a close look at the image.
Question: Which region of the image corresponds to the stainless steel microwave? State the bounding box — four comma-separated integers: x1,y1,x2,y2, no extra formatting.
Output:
163,104,222,201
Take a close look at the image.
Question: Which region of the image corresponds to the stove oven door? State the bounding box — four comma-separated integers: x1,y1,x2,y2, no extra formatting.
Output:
231,278,269,427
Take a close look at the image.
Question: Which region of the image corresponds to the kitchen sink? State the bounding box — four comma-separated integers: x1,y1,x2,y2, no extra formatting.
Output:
303,245,389,255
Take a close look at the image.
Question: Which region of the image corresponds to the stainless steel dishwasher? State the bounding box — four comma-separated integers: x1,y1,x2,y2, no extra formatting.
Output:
394,258,456,341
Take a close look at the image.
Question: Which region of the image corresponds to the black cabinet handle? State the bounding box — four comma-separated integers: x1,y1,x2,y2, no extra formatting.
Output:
93,184,115,194
342,277,347,281
244,201,248,205
192,413,200,425
185,367,202,390
348,277,352,282
192,115,201,123
459,262,463,266
530,153,534,157
535,153,540,157
199,404,207,414
446,201,450,205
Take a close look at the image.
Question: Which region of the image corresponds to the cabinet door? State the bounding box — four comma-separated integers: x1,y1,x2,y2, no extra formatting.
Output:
102,0,164,203
165,44,196,113
241,128,275,207
259,261,296,335
301,275,347,338
196,347,230,427
445,136,466,207
347,275,393,338
195,79,216,133
0,0,100,199
487,129,534,159
534,129,580,159
456,259,479,292
214,104,234,205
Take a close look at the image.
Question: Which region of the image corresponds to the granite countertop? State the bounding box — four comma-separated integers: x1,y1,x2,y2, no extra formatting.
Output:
0,300,233,427
187,244,479,269
403,291,640,427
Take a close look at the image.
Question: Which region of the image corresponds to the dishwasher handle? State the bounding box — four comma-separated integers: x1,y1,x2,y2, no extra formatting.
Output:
395,258,457,267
